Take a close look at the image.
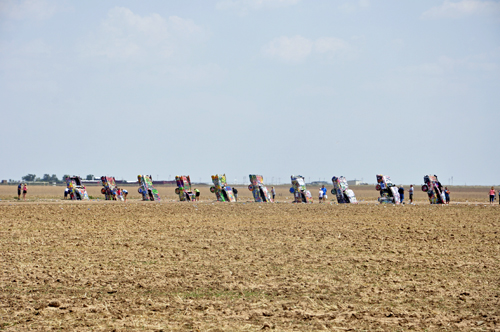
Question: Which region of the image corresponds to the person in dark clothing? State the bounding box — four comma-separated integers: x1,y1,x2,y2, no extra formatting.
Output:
232,187,238,201
398,185,405,204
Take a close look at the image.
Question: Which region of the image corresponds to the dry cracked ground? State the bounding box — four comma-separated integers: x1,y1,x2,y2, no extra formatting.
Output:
0,201,499,331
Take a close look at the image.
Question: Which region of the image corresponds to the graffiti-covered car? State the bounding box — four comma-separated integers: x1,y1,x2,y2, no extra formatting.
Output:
66,176,89,200
210,174,235,202
290,175,312,203
422,174,445,204
175,175,196,201
375,174,400,204
248,174,273,202
100,176,119,200
331,176,357,203
138,175,160,201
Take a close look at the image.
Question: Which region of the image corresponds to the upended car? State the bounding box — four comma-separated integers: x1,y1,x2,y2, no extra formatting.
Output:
422,174,445,204
66,176,89,200
100,176,122,201
331,176,357,203
289,175,312,203
375,174,400,204
210,174,235,202
248,174,273,202
175,175,196,201
138,175,160,201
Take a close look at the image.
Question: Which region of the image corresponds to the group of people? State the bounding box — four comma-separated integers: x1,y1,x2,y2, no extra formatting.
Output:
63,186,128,201
397,184,451,204
398,185,418,204
17,183,27,200
107,187,128,202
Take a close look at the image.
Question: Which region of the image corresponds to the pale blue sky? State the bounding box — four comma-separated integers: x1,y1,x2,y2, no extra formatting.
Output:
1,0,499,185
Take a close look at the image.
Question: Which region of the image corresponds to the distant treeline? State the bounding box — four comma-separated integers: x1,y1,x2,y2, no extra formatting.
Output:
17,174,96,183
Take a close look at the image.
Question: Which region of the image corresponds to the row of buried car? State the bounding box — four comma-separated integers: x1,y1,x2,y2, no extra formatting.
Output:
288,175,356,204
64,174,446,204
172,174,355,204
63,174,356,204
376,174,446,204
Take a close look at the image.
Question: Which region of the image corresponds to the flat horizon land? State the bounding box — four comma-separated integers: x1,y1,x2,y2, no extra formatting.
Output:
0,184,497,204
0,186,499,331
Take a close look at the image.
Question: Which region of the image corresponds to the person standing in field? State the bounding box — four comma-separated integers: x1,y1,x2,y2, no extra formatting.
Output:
398,185,405,204
117,188,124,201
22,183,27,201
194,188,200,201
489,187,495,204
444,187,450,204
233,187,238,202
321,185,327,202
318,188,324,203
122,189,128,202
18,183,22,200
408,185,414,204
271,187,276,201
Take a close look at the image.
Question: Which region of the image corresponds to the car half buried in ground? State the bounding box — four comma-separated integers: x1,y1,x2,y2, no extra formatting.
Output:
331,176,357,203
289,175,312,203
422,174,445,204
375,174,400,204
210,174,236,202
66,176,89,200
175,175,196,201
138,175,160,201
248,174,273,202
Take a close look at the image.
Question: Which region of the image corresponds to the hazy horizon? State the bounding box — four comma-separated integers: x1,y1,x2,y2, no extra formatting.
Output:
3,173,496,187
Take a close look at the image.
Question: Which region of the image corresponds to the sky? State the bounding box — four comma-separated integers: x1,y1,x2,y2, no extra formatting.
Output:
1,0,499,186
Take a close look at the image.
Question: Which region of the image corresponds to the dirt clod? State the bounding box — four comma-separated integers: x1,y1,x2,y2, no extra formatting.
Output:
48,301,60,308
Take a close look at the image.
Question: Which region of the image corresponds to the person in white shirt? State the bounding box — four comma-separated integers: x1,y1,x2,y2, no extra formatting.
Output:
409,184,414,204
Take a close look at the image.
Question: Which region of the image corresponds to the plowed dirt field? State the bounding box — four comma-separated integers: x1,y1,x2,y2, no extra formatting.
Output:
0,186,499,331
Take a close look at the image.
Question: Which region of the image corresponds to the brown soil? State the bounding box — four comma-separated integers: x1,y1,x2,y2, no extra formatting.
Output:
1,196,499,331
